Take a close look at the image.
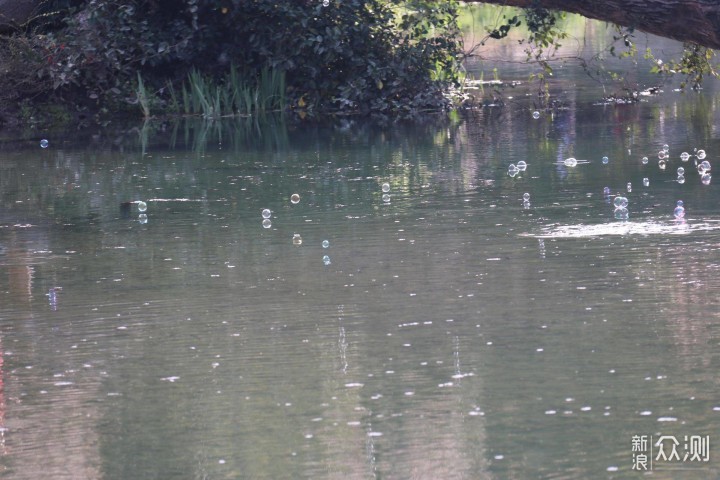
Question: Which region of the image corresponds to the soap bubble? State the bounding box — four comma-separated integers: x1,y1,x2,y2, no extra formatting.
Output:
677,167,685,176
603,186,611,195
508,163,519,173
701,173,712,185
137,201,147,212
322,255,331,265
699,160,711,173
602,156,609,164
680,152,690,162
663,144,669,153
40,139,49,149
614,207,629,220
677,175,686,184
517,160,527,171
641,156,649,165
532,111,540,119
613,196,628,208
564,157,577,167
643,177,650,187
292,233,302,245
138,214,148,224
673,206,685,219
262,219,272,228
262,208,272,219
676,200,684,207
382,194,391,202
290,194,300,204
523,200,531,209
381,183,390,193
626,182,632,192
322,240,330,248
322,0,330,6
658,159,666,170
658,150,667,160
523,192,530,201
697,149,706,160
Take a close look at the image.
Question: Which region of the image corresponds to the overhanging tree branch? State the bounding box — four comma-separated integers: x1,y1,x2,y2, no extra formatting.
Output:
470,0,720,49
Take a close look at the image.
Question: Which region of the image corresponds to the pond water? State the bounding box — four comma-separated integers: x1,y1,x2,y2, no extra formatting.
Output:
2,16,720,480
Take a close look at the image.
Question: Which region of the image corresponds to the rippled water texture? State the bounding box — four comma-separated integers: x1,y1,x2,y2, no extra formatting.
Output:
2,18,720,480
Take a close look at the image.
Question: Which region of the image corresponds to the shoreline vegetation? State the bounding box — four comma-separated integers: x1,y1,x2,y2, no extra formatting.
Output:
0,1,717,129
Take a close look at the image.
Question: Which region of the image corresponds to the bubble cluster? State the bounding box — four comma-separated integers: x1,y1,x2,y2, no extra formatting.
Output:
290,194,301,204
40,139,49,149
262,208,272,219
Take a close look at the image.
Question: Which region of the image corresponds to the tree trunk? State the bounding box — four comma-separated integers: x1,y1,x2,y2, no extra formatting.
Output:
0,0,41,32
474,0,720,49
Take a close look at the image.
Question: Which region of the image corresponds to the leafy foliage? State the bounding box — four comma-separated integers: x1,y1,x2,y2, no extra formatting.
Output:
4,0,464,120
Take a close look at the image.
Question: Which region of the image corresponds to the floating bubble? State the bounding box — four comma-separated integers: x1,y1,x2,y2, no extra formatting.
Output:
532,111,540,119
137,201,148,212
262,208,272,219
292,233,302,245
523,192,530,201
658,159,666,170
674,206,685,219
138,214,148,224
382,193,391,202
626,182,632,192
322,240,329,248
680,152,690,162
40,139,49,149
658,150,667,160
613,196,628,208
663,144,669,153
523,200,531,209
702,173,712,185
697,149,706,160
322,255,331,265
517,160,527,171
643,177,650,187
262,219,272,228
699,160,711,173
290,194,300,204
614,207,629,220
677,167,685,176
381,182,390,193
508,163,519,173
563,157,578,167
322,0,330,6
603,186,611,195
641,156,649,165
602,156,609,164
677,175,685,184
677,200,684,207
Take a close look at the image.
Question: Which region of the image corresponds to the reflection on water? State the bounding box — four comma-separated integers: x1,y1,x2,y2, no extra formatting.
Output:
2,25,720,480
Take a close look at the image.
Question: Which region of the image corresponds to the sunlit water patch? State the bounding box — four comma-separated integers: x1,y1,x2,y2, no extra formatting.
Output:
527,219,720,238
